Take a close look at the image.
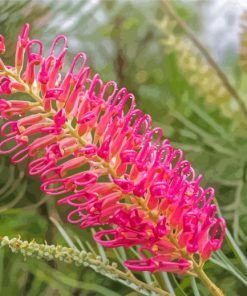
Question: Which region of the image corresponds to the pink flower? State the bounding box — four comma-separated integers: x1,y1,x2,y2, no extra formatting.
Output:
0,24,226,274
15,23,29,70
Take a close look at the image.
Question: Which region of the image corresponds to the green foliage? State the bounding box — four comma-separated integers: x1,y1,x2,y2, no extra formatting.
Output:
158,14,243,121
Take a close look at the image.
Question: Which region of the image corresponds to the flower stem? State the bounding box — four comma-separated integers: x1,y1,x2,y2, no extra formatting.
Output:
192,259,224,296
167,234,224,296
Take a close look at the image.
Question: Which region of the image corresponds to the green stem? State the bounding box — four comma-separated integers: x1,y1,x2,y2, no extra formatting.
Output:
168,234,225,296
0,236,170,296
155,272,169,292
192,260,224,296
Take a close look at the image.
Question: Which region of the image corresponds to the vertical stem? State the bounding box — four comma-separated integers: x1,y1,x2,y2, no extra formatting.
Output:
192,260,224,296
168,235,224,296
155,272,169,292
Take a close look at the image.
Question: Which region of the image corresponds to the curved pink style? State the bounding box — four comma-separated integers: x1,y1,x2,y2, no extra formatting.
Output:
0,24,226,274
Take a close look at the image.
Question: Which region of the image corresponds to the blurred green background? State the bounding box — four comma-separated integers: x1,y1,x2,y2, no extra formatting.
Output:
0,0,247,295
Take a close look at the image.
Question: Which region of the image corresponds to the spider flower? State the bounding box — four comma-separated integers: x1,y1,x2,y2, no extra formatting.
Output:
0,24,226,274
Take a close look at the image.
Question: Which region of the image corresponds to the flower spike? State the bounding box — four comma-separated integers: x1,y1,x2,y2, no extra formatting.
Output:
0,24,226,279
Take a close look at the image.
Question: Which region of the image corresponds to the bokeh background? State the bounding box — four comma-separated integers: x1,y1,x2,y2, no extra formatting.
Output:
0,0,247,295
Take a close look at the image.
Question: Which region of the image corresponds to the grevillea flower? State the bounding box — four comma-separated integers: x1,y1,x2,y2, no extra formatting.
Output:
0,24,226,275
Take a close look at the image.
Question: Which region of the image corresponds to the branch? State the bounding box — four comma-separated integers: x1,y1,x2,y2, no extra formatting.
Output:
162,0,247,120
0,236,170,296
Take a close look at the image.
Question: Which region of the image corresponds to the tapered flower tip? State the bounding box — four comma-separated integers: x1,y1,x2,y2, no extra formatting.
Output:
20,23,30,46
0,98,10,111
54,108,66,125
0,35,5,54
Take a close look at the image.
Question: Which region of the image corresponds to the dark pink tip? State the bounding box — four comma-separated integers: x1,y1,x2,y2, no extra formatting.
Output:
0,35,5,54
